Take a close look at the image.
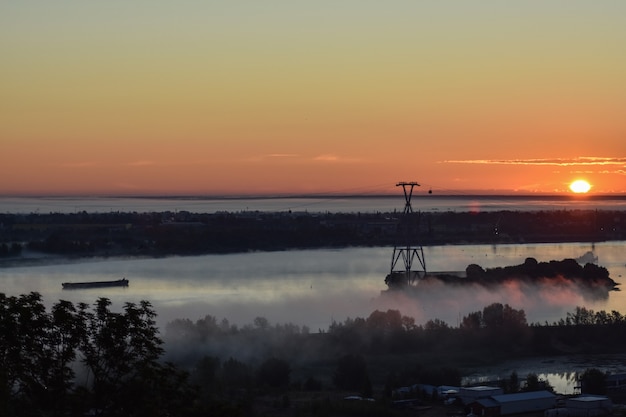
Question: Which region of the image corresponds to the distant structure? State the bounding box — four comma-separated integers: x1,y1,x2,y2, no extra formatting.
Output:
385,182,427,288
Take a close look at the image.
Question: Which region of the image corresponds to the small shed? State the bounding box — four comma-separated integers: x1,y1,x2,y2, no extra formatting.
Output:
491,390,556,415
460,386,503,405
566,396,612,417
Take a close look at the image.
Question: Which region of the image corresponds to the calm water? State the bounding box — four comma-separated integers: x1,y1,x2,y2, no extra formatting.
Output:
2,242,625,394
2,195,626,393
2,242,625,329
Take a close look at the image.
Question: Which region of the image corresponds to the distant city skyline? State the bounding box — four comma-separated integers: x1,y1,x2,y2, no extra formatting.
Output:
2,2,625,196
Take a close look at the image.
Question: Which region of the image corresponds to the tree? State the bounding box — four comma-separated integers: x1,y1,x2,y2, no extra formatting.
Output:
367,309,403,332
525,373,540,391
580,368,607,395
333,354,372,397
191,355,221,392
461,311,482,330
482,303,505,328
567,307,595,326
80,298,166,415
1,293,194,416
523,373,552,392
0,293,50,415
481,303,527,333
0,293,87,415
507,371,519,393
254,316,269,330
257,357,291,388
221,357,253,390
466,263,486,279
424,318,450,331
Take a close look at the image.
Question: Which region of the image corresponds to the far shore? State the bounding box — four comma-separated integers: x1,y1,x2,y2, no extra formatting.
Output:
1,209,625,267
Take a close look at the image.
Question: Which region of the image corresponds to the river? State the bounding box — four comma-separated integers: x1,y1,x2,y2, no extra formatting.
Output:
2,243,626,394
3,242,625,330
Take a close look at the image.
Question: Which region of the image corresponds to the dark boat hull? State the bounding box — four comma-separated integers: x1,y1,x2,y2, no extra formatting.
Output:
62,278,129,290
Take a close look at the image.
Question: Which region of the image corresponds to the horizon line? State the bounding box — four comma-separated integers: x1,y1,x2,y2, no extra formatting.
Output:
2,191,626,200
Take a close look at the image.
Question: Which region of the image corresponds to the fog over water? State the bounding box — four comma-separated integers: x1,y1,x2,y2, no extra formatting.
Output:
3,242,626,395
2,242,625,332
2,196,626,394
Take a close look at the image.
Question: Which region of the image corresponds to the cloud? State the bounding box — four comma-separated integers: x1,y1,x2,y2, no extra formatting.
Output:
312,154,364,163
244,153,363,164
242,154,300,162
313,154,339,162
599,170,626,176
267,154,299,158
442,156,626,167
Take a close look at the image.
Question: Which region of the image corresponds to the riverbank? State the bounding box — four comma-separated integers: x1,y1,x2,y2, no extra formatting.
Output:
1,209,625,262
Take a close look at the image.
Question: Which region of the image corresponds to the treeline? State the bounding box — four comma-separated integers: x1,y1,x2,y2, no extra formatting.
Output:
1,209,625,258
387,257,618,300
4,293,626,416
0,242,21,257
165,303,626,364
163,303,626,403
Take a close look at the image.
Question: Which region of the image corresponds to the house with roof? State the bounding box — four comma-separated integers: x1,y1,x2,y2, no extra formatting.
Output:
459,386,504,405
565,396,612,417
467,390,557,416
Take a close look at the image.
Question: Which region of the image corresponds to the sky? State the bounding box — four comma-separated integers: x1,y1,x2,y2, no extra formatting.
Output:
1,1,625,196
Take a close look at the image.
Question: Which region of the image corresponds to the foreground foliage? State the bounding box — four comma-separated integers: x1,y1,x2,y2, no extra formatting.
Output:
3,293,625,416
0,293,194,417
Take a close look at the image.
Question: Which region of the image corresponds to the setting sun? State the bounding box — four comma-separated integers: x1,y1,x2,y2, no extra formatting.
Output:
569,179,591,193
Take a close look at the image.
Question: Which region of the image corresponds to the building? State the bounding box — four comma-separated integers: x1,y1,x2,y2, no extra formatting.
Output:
492,391,557,415
468,390,556,416
460,386,504,405
565,396,612,417
468,397,501,417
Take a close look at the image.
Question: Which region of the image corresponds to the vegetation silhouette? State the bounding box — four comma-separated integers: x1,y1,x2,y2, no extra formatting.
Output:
1,209,625,262
3,293,626,416
0,293,193,417
387,257,618,300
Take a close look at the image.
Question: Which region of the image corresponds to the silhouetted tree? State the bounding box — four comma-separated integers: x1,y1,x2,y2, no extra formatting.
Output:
580,368,607,395
257,357,291,388
525,373,540,391
80,298,165,414
333,354,372,397
303,376,323,391
191,355,221,398
509,371,519,393
424,318,450,331
466,263,486,279
461,311,482,330
1,293,194,416
221,357,253,390
254,316,270,330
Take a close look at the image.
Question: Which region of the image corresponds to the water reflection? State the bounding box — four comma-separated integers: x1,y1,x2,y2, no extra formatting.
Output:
463,354,626,395
1,242,625,332
3,241,625,395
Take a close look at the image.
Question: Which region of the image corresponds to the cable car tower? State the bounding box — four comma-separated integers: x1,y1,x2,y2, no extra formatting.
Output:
385,182,427,288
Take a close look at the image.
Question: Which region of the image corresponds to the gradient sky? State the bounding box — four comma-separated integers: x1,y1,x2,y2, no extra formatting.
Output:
2,1,625,196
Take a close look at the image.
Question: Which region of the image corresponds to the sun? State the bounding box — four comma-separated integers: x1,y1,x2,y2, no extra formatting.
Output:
569,179,591,194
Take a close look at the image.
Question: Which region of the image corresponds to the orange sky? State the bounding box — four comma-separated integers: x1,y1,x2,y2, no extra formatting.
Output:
1,2,625,196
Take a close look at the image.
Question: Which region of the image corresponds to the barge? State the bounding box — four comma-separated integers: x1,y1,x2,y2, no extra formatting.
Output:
62,278,129,290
